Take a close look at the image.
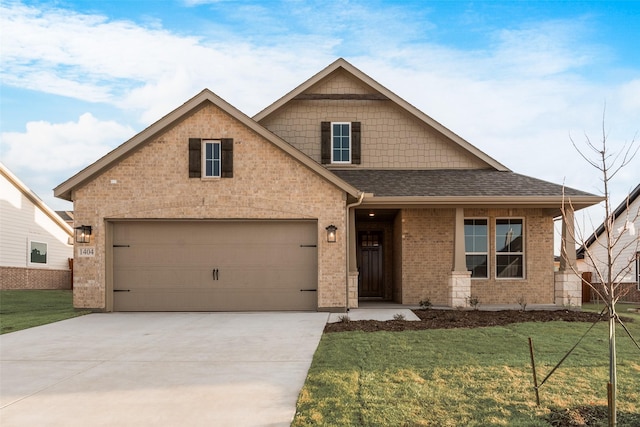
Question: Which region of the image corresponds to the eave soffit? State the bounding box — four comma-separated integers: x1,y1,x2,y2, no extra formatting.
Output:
358,194,603,212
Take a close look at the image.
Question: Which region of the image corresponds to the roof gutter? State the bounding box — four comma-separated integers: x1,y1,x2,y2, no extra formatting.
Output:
345,191,365,312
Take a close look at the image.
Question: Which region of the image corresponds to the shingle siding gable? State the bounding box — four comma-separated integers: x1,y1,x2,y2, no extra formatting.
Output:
259,96,489,169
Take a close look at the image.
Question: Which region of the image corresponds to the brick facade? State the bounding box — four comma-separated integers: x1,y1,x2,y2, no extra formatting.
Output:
60,60,587,311
72,102,348,311
0,266,71,290
396,208,555,305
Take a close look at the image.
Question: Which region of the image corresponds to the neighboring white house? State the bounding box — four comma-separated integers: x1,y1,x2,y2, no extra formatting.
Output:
577,184,640,303
0,163,73,289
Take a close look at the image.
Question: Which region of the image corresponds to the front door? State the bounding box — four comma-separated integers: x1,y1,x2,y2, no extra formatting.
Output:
357,230,383,298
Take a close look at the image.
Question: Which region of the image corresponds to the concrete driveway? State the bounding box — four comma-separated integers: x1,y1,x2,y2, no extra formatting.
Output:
0,312,329,427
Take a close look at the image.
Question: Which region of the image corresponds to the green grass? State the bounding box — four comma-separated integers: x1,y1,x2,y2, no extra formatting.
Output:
293,310,640,426
0,290,91,334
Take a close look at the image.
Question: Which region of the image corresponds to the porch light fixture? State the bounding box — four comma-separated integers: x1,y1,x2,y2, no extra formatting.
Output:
74,225,92,244
325,225,338,243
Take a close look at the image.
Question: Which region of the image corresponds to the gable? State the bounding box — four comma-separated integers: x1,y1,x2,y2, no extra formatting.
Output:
579,184,640,255
1,163,73,269
578,185,639,283
55,90,359,203
258,87,491,169
254,58,508,171
1,163,72,237
306,68,376,95
69,103,350,219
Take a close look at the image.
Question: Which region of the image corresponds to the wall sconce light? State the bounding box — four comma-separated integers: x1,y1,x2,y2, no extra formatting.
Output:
325,225,337,243
74,225,92,244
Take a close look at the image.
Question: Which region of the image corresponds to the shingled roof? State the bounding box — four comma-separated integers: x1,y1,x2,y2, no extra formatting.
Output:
332,169,600,210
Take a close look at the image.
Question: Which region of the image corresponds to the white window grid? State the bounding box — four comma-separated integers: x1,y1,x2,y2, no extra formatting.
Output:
331,122,351,164
495,217,525,279
202,140,221,178
464,218,489,279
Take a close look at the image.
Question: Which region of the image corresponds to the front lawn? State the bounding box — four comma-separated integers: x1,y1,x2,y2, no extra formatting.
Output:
293,310,640,426
0,290,91,334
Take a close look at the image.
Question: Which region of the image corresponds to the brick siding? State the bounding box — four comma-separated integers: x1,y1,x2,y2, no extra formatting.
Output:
0,266,71,290
72,103,348,310
397,208,555,305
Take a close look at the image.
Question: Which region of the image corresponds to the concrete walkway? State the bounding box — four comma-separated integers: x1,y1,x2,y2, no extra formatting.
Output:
0,312,329,427
327,307,420,323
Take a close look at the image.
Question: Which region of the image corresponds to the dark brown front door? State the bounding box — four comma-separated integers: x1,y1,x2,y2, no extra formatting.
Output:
357,231,383,298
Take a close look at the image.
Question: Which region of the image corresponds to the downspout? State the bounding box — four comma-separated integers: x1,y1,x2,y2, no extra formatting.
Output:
345,191,365,312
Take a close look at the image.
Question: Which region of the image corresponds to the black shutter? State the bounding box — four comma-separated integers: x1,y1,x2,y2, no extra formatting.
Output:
188,138,201,178
351,122,361,164
221,138,233,178
321,122,331,164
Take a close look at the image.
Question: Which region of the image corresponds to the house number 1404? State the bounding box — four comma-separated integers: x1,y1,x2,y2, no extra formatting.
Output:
78,247,95,257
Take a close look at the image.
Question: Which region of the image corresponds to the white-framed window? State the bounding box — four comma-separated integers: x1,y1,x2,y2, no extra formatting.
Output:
28,240,48,265
331,122,351,163
202,140,221,178
495,218,524,279
464,218,488,278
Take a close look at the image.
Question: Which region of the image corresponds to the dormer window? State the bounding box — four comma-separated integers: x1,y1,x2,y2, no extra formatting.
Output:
321,121,361,165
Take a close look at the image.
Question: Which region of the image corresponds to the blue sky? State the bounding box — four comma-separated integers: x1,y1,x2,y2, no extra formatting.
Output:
1,0,639,240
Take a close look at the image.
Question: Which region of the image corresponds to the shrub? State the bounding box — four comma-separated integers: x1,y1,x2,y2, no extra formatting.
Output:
419,298,432,310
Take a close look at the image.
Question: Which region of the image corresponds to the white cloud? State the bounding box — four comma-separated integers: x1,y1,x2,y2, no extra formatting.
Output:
0,113,135,209
1,113,134,172
0,1,339,122
1,0,638,221
618,79,640,111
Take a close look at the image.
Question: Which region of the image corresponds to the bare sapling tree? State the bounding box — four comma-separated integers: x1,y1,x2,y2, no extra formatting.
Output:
560,112,638,427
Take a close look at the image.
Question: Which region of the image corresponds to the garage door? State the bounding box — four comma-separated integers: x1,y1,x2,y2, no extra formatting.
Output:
112,220,318,311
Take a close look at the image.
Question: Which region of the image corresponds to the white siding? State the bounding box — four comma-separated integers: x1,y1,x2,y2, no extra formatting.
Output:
582,195,640,284
1,171,73,270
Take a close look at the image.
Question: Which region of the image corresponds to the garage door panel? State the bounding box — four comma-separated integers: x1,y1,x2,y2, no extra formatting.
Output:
114,289,316,311
115,266,315,290
114,245,315,268
112,221,318,311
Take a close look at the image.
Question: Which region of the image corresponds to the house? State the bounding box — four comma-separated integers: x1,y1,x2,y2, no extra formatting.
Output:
54,59,601,312
56,210,75,228
1,162,73,290
577,184,640,303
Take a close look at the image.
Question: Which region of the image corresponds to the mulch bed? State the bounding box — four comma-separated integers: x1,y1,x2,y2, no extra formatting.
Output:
546,405,640,426
324,309,614,333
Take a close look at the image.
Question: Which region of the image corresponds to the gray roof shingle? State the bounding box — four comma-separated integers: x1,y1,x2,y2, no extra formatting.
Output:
331,169,596,198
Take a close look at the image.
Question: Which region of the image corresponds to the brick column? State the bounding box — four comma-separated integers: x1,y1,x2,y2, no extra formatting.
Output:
449,208,471,307
347,207,358,309
560,205,577,271
554,271,582,307
555,205,581,306
348,272,359,309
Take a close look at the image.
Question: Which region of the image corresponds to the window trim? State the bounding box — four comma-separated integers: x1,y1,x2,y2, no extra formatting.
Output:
28,239,48,266
464,218,489,279
495,217,525,280
202,139,221,179
331,122,352,164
